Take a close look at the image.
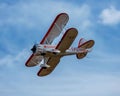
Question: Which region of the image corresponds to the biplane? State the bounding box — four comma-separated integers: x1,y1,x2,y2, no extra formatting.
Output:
25,13,95,77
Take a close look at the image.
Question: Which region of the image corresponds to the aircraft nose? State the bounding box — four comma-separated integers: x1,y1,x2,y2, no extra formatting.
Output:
31,45,37,53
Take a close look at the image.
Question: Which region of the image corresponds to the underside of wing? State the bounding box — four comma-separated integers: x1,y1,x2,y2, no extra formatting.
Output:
56,28,78,52
37,28,78,76
40,13,69,44
25,54,43,67
37,57,61,76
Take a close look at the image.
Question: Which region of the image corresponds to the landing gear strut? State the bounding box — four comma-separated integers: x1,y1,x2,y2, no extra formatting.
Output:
40,56,50,69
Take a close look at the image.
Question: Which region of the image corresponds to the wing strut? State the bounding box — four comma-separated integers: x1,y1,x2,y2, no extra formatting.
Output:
55,23,64,33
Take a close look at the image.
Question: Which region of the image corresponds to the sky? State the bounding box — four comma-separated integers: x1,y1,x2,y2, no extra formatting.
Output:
0,0,120,96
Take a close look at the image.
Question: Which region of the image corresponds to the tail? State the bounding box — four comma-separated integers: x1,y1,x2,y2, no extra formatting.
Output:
76,38,95,59
76,38,87,59
78,38,86,48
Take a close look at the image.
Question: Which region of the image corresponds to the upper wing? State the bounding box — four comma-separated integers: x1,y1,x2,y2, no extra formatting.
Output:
40,13,69,44
25,13,69,67
37,28,78,76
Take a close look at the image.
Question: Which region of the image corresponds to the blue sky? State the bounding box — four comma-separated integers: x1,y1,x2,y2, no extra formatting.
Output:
0,0,120,96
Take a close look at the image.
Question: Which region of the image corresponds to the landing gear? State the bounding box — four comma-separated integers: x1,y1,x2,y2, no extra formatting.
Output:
40,56,50,69
40,64,50,69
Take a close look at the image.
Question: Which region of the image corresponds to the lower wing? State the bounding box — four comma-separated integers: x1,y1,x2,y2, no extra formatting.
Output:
25,54,43,67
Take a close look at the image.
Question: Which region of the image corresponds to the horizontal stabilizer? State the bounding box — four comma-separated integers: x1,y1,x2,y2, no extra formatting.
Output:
76,39,95,59
76,52,87,59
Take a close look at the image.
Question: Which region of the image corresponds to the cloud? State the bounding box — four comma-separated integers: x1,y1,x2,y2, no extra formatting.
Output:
0,0,93,55
0,49,29,68
99,6,120,25
0,69,120,96
0,1,92,29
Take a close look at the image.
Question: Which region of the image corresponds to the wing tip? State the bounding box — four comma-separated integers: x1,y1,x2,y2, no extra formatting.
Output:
37,68,52,77
58,12,68,16
25,54,34,67
37,69,42,76
37,68,46,77
37,69,49,77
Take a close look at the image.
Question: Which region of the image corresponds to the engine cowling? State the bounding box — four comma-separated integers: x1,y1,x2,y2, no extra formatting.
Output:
31,44,60,56
31,44,44,54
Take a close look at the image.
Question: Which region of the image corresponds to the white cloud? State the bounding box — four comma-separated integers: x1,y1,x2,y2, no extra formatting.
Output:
0,0,94,55
0,1,92,32
1,70,120,96
0,49,28,68
99,6,120,25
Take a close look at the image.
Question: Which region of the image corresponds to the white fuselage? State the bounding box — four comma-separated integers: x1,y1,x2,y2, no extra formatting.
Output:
33,44,89,57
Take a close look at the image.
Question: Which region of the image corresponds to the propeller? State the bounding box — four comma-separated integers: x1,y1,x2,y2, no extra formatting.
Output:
31,44,36,53
30,39,39,53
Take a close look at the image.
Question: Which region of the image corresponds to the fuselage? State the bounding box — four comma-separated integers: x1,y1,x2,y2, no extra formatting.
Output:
31,44,89,57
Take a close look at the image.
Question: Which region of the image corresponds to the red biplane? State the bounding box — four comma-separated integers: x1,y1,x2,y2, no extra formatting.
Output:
25,13,95,76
